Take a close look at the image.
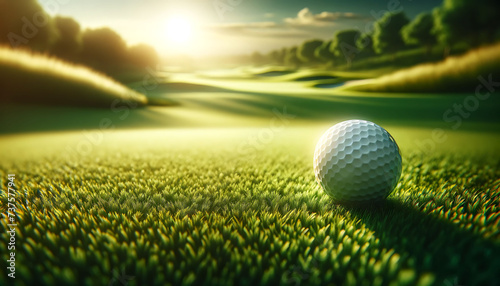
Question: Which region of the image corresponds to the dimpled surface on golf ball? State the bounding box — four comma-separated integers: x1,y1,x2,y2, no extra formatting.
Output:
314,120,402,204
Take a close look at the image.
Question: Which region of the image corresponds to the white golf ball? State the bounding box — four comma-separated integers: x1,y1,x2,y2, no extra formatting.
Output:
314,120,402,204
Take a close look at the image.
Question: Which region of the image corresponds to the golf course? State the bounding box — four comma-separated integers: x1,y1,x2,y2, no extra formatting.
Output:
1,65,500,285
1,0,500,285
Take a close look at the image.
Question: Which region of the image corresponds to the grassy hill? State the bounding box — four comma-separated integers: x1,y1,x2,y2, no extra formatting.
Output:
0,46,147,107
344,43,500,93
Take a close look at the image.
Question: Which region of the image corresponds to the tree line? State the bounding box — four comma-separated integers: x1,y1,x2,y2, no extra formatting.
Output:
254,0,500,67
0,0,159,74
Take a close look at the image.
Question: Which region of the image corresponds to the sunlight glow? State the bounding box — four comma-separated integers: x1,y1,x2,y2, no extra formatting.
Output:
165,16,193,45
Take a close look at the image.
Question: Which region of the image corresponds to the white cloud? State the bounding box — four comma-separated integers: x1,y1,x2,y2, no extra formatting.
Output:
196,8,368,56
206,21,307,38
284,8,364,27
210,21,277,29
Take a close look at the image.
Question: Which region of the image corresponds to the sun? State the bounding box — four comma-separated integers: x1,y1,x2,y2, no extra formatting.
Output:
165,16,193,45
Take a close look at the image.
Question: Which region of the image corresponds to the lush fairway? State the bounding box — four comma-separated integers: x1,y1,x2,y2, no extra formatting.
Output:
1,66,499,286
0,126,499,286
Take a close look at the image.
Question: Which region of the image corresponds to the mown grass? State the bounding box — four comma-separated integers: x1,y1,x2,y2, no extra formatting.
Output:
0,46,147,107
344,43,500,93
0,129,498,286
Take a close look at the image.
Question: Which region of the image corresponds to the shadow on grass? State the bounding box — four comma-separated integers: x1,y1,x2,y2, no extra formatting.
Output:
344,200,500,285
149,82,236,93
255,70,295,77
0,104,195,134
293,75,338,82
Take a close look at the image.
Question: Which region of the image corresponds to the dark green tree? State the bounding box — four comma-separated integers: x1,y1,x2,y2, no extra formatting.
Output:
0,0,57,51
433,0,500,56
128,44,159,68
268,48,286,65
402,12,436,51
285,46,302,68
402,12,436,55
298,39,324,63
279,47,288,65
251,51,266,66
476,0,500,43
330,30,360,66
315,40,336,63
80,28,128,70
373,11,409,56
50,16,82,62
356,33,374,57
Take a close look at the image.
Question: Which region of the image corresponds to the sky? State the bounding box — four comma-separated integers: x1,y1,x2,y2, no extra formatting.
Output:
40,0,442,57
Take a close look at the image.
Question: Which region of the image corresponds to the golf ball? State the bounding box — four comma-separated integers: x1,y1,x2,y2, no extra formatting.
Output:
313,120,402,204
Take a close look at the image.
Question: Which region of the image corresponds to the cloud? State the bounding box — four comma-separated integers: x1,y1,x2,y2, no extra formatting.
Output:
206,21,307,38
197,7,369,56
284,8,365,27
204,7,367,41
211,22,277,30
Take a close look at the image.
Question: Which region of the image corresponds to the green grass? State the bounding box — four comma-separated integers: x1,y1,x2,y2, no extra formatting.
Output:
1,57,499,285
344,43,500,93
0,128,499,286
0,46,147,107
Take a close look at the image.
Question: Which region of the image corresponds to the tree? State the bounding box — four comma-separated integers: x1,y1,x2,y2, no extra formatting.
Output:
402,12,436,53
251,51,266,66
128,44,159,68
298,39,324,64
330,30,360,66
50,16,82,62
285,47,302,68
476,0,500,43
279,47,288,65
356,33,375,57
315,40,336,63
432,0,500,56
373,11,409,56
268,48,286,65
0,0,57,51
81,28,128,70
